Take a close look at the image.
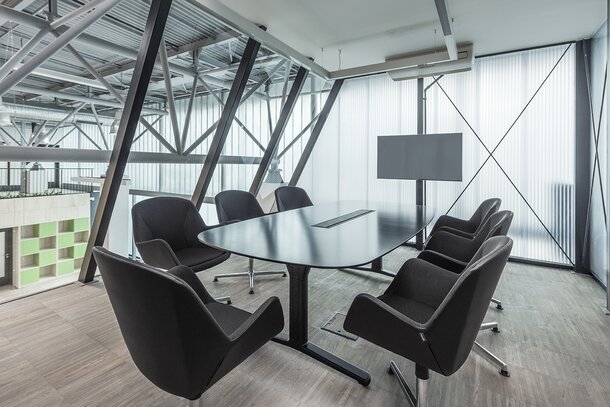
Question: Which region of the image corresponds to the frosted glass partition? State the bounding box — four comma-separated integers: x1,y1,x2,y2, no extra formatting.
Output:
56,44,577,265
299,75,419,205
589,23,608,286
425,44,576,265
301,45,576,264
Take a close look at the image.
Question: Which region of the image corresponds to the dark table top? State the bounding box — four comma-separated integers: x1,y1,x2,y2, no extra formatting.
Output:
198,201,435,269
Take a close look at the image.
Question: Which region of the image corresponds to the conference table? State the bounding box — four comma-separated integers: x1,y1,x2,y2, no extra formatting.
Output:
198,201,434,386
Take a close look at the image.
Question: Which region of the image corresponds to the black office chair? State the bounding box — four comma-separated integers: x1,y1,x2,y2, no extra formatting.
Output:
93,247,284,406
421,210,513,273
428,198,501,239
274,186,313,212
344,237,513,407
214,190,286,294
132,197,231,303
421,209,513,312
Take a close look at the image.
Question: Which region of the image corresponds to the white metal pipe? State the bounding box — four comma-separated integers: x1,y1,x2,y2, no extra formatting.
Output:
50,0,108,30
0,146,263,164
0,0,123,97
0,5,48,30
12,84,166,115
0,29,49,82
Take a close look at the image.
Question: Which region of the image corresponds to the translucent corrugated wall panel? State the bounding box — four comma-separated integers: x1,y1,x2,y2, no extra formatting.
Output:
589,22,608,285
299,75,418,205
426,44,576,264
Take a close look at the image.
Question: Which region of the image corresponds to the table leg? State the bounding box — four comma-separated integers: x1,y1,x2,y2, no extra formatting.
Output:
341,257,396,277
271,264,371,386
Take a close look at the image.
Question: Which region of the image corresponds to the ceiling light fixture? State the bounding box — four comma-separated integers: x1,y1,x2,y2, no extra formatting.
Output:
110,110,122,134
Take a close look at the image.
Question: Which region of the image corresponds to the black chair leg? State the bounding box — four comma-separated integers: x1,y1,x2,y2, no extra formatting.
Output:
473,341,510,377
186,397,203,406
491,297,503,310
214,258,286,294
388,361,429,407
480,321,500,333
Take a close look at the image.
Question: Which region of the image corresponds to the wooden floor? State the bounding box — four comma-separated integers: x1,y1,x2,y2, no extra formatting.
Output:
1,246,609,407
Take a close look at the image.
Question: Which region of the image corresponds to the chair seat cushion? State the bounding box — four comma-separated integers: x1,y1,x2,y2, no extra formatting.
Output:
206,302,251,335
378,293,436,324
174,247,229,271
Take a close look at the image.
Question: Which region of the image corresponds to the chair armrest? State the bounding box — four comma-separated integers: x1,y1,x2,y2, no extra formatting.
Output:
229,296,284,342
417,250,468,274
433,225,476,239
344,293,427,347
430,215,477,235
136,239,180,270
424,231,477,262
386,258,460,308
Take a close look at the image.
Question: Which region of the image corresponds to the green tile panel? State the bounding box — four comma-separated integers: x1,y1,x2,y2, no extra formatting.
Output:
38,222,57,237
20,238,40,256
20,267,39,285
38,250,57,267
58,233,75,249
73,218,89,232
57,259,75,276
71,243,87,259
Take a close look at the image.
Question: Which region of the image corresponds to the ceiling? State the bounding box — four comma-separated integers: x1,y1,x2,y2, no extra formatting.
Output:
219,0,607,70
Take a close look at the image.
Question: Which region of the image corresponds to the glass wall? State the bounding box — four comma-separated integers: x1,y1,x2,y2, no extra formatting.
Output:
55,44,578,265
301,44,576,264
588,22,608,286
425,44,576,265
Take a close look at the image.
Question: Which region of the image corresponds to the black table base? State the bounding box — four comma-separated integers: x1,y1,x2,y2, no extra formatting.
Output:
271,264,371,386
341,257,396,278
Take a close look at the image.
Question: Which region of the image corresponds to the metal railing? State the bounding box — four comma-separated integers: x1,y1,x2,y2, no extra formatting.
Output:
0,166,94,198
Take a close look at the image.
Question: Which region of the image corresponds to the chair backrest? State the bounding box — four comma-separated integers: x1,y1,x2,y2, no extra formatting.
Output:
469,198,501,231
132,197,206,250
471,210,513,249
215,190,265,223
274,186,313,212
426,236,513,375
93,247,229,400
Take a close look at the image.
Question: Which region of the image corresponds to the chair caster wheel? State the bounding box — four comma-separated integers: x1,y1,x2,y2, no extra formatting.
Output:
213,278,218,282
282,273,287,277
387,366,394,375
491,327,500,334
500,369,510,377
496,304,504,310
227,300,232,305
249,290,254,294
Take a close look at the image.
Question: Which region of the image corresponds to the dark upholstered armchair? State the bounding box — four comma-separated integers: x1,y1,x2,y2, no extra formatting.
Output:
132,197,230,272
93,247,284,406
274,186,313,212
344,237,513,407
428,198,501,239
213,190,286,294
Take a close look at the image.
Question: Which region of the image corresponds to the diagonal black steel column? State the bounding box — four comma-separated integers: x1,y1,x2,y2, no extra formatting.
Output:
415,77,426,250
250,67,308,196
192,38,261,209
79,0,173,283
575,40,592,274
289,79,344,186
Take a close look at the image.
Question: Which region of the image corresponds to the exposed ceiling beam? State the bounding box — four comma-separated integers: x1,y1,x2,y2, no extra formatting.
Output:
12,84,166,115
330,45,460,80
192,0,330,79
433,0,458,60
0,0,37,27
0,145,263,164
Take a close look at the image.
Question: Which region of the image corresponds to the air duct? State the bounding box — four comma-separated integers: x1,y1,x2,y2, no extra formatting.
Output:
388,44,474,81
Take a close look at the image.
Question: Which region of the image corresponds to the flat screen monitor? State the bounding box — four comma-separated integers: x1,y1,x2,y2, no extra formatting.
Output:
377,133,463,181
